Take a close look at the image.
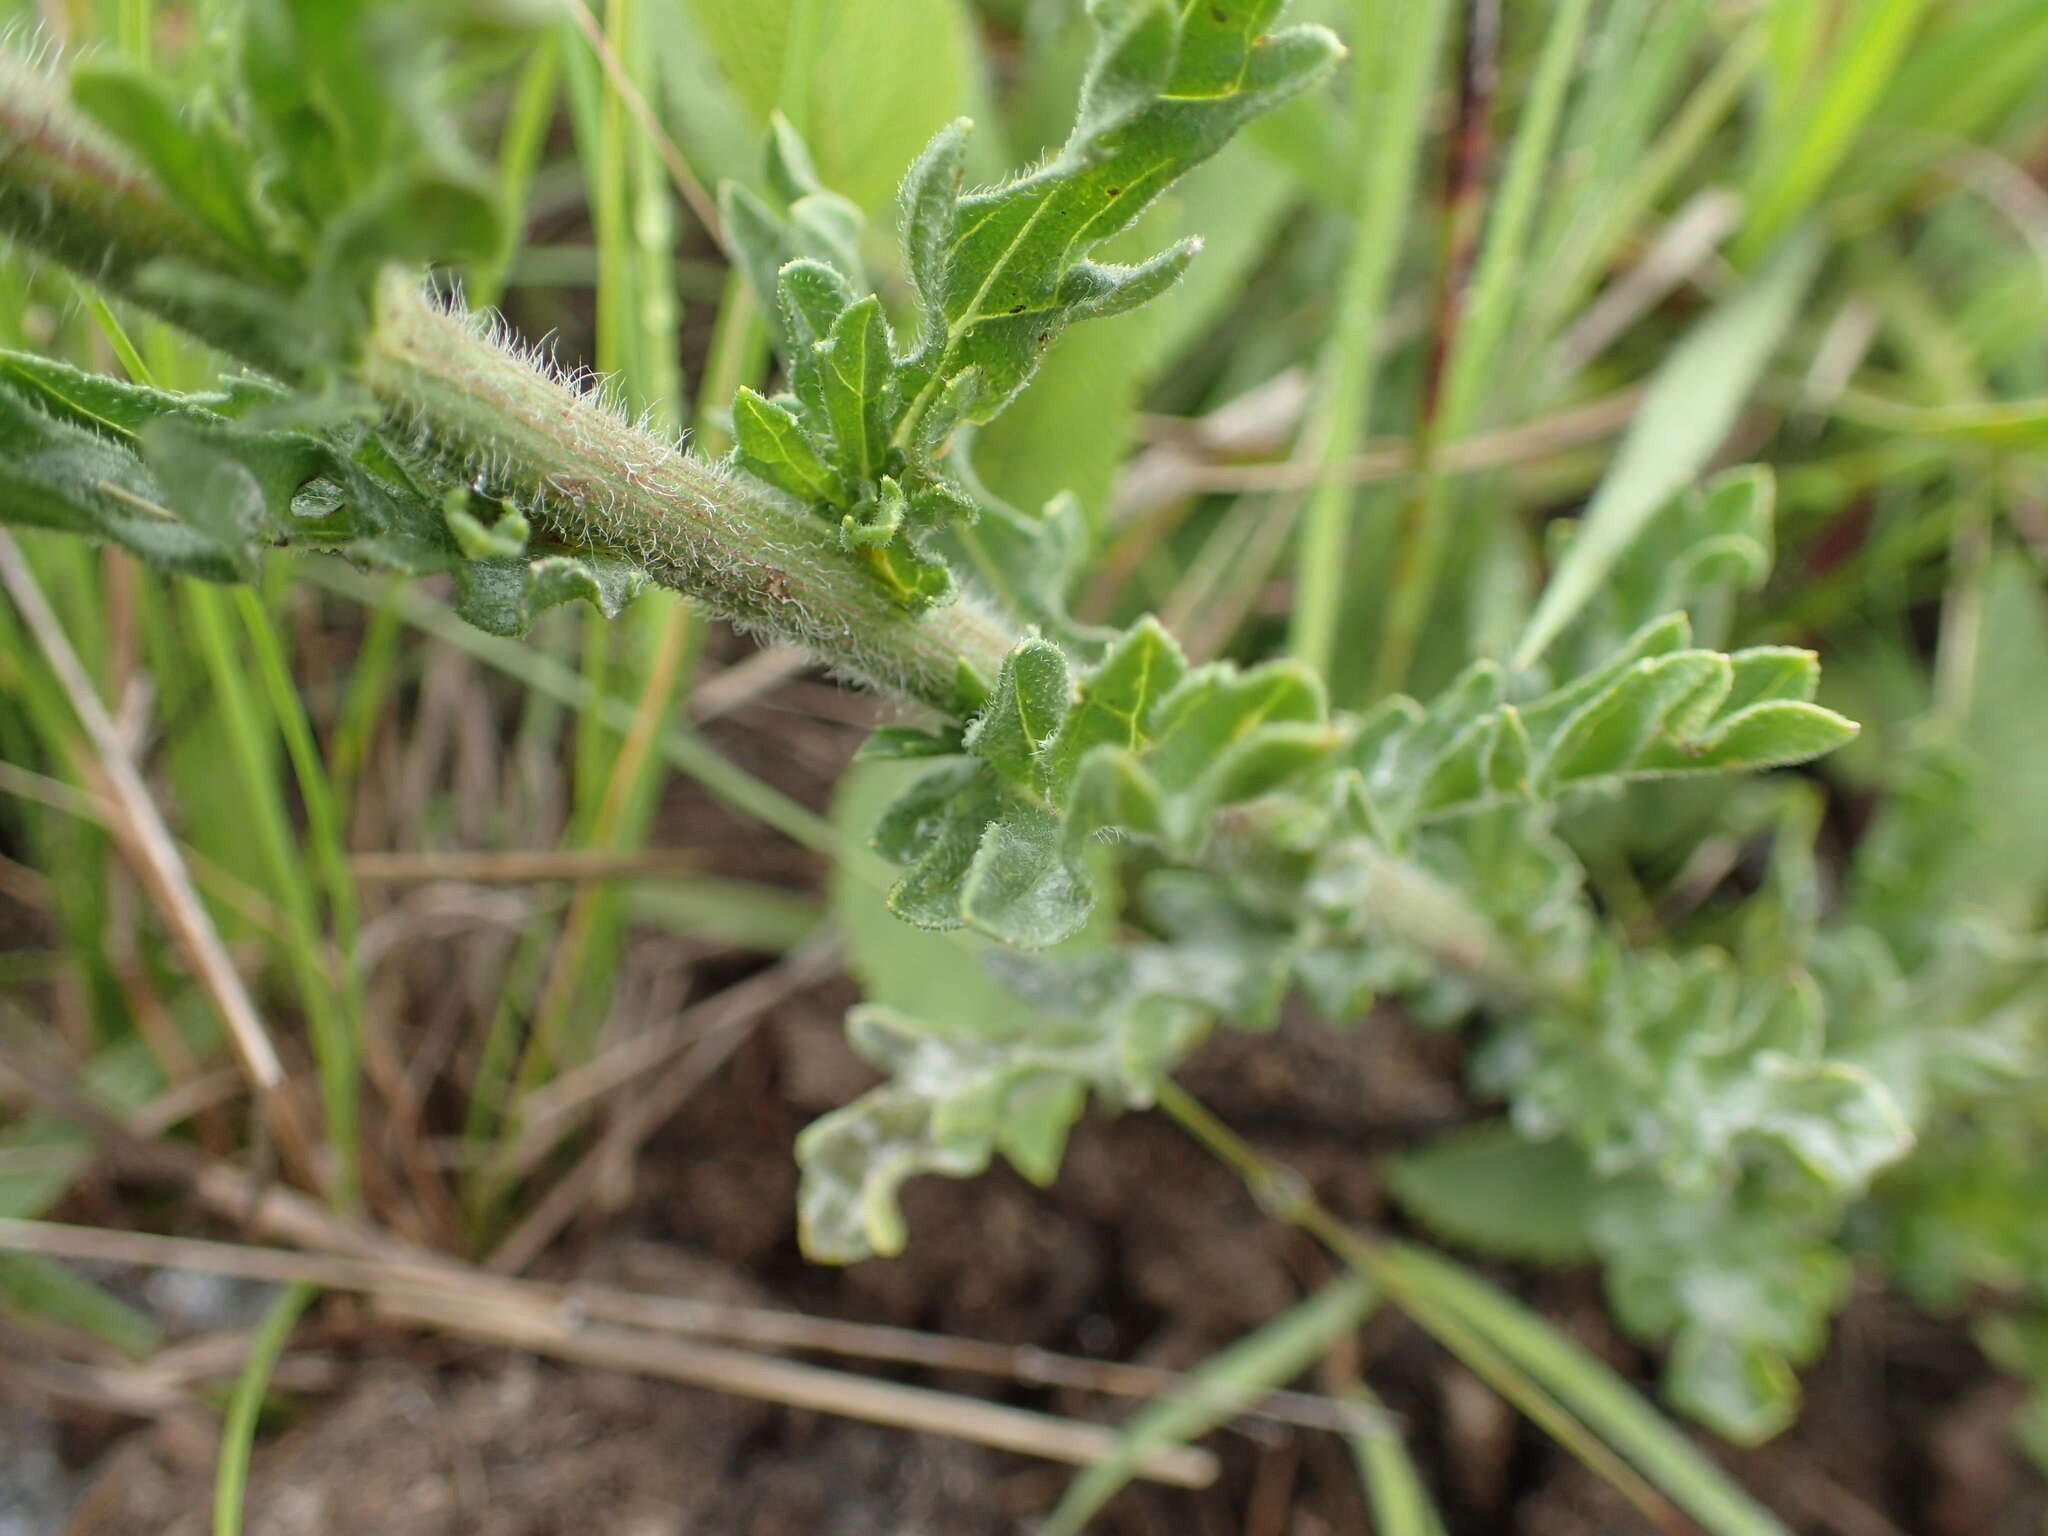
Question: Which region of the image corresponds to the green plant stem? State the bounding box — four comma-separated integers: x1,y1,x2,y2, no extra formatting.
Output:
357,273,1013,709
212,1281,315,1536
0,70,1017,717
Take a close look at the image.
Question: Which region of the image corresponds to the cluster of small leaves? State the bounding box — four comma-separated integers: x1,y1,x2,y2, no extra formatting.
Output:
800,461,2038,1452
721,126,979,613
863,617,1340,947
864,584,1854,944
801,865,1304,1262
1344,623,1853,849
1454,938,1914,1440
801,484,1864,1266
1830,729,2048,1460
0,349,640,635
0,2,668,635
720,0,1341,613
1477,946,1912,1194
65,0,519,371
1544,464,1775,669
1393,760,2048,1441
1595,1175,1854,1443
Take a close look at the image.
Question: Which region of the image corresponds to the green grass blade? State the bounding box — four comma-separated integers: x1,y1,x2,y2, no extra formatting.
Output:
185,582,359,1208
1154,1082,1694,1527
0,1251,161,1357
1545,19,1762,360
624,873,822,952
325,581,405,817
1871,0,2048,150
1347,1382,1448,1536
1434,0,1596,442
1827,392,2048,449
1374,0,1595,693
1288,0,1453,675
232,585,365,1037
1379,1243,1794,1536
1513,231,1823,669
211,1280,315,1536
1039,1273,1378,1536
1521,0,1717,364
469,31,562,314
1736,0,1934,263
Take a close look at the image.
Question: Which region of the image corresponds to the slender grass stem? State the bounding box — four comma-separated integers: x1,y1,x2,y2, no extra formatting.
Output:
1287,0,1454,677
301,562,841,859
232,584,369,1164
326,585,405,816
517,600,695,1096
1153,1082,1693,1536
469,33,563,315
212,1281,315,1536
1374,0,1592,696
187,584,361,1209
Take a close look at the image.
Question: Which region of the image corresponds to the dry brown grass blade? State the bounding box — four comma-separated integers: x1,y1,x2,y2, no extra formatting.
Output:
0,533,321,1193
1552,188,1743,376
0,760,291,937
1090,389,1646,640
0,848,51,908
688,644,812,722
347,847,709,883
501,937,843,1176
483,940,842,1274
0,1218,1221,1489
377,1286,1218,1488
563,0,721,238
0,1217,1371,1439
1163,388,1644,499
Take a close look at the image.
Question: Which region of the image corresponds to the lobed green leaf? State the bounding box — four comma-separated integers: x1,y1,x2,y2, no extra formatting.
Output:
715,1,1341,616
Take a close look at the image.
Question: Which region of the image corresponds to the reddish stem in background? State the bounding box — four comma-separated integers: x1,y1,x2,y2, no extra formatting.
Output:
1418,0,1500,437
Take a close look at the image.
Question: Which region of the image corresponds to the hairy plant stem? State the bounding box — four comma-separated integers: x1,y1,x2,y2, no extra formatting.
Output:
360,276,1015,711
0,61,1016,717
1340,838,1568,1006
1,41,1585,1014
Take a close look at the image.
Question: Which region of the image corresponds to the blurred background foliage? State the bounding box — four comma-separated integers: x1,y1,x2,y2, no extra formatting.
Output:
1,0,2046,1525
